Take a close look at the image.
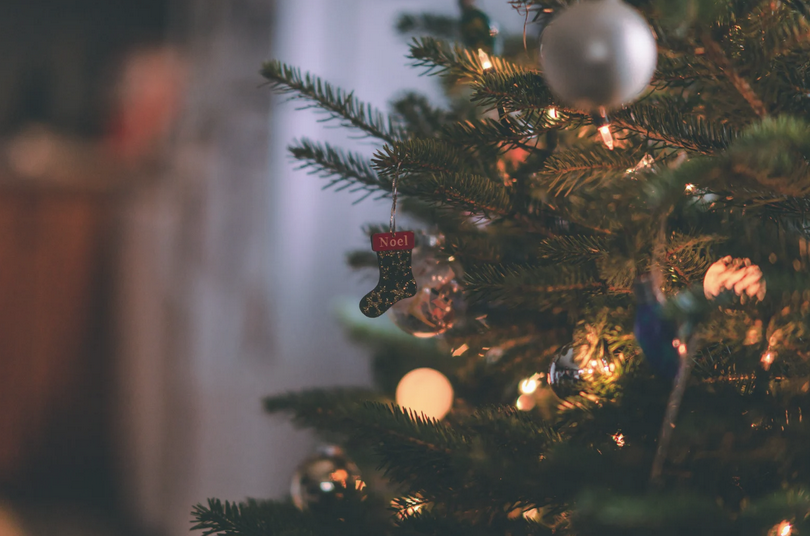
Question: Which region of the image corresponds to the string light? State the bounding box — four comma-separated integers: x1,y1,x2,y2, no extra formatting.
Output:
547,107,559,120
598,125,615,150
519,373,541,394
516,394,536,411
612,432,625,447
761,350,775,370
522,508,541,521
672,338,688,356
478,48,493,71
775,521,792,536
684,183,696,193
625,153,655,175
592,107,614,150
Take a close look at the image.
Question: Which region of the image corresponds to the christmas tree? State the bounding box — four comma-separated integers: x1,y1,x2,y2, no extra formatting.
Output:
191,1,810,534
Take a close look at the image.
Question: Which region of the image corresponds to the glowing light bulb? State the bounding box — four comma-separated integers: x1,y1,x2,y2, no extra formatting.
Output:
452,343,469,357
777,521,792,536
547,107,559,120
519,374,540,394
598,124,614,150
478,48,493,71
685,183,696,193
761,351,775,370
516,394,536,411
396,368,454,420
612,432,625,447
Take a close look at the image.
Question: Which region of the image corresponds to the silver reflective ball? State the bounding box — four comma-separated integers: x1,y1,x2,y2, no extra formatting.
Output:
539,0,657,110
548,344,583,399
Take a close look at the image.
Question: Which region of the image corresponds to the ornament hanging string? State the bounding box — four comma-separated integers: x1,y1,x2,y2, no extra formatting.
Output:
649,216,699,487
390,161,401,235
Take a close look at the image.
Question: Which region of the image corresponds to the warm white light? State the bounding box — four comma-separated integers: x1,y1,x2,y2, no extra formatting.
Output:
392,497,424,520
516,394,536,411
612,432,625,447
452,343,469,357
685,183,696,192
598,125,614,150
396,368,454,420
547,107,559,120
761,351,775,370
777,521,792,536
519,374,540,394
478,48,493,71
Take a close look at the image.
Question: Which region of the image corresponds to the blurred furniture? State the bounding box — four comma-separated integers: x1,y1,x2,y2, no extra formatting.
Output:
0,130,114,498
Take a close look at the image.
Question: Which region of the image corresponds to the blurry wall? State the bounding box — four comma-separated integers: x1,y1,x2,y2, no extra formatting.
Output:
0,0,168,505
114,1,521,535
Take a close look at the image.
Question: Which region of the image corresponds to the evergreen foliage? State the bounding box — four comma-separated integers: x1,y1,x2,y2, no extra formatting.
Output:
195,1,810,535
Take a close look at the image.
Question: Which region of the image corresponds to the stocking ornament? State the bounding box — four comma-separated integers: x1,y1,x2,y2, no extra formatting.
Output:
360,165,417,318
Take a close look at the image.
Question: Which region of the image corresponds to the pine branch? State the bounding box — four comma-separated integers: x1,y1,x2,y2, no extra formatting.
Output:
612,102,736,154
464,263,628,310
537,235,611,265
471,71,557,115
261,61,406,143
408,37,526,80
651,54,715,89
733,3,810,63
532,147,643,196
655,116,810,203
289,139,388,199
395,509,555,536
191,499,318,536
427,172,513,217
373,142,513,217
445,231,540,265
699,30,768,118
440,115,544,150
374,139,476,176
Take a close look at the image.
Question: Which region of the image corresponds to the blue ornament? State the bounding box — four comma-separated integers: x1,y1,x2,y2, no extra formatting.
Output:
633,274,681,379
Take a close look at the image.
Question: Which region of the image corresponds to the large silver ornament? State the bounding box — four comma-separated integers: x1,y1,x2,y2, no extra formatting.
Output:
539,0,657,110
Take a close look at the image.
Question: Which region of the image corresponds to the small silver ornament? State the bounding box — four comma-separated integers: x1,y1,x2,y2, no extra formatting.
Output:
548,344,584,399
290,446,365,511
539,0,657,110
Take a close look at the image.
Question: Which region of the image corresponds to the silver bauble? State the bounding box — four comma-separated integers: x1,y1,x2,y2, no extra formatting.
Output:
548,344,584,399
539,0,657,109
290,446,365,511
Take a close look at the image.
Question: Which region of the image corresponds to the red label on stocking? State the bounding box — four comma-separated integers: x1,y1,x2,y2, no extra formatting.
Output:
371,231,414,252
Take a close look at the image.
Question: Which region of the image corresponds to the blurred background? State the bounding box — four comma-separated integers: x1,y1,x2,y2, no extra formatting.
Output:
0,1,518,534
